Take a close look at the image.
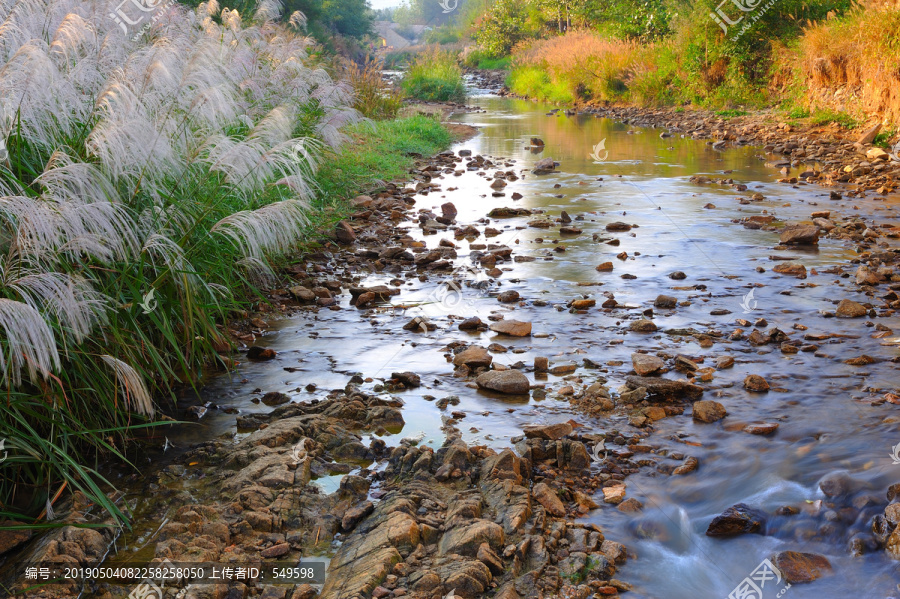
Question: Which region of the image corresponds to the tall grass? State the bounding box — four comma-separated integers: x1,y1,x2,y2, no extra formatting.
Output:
400,47,467,103
0,0,364,524
793,0,900,123
342,57,404,120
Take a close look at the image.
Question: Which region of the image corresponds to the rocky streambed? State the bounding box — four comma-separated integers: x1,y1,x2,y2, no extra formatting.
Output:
5,95,900,599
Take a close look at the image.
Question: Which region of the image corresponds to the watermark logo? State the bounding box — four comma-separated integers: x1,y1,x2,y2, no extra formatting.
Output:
890,442,900,465
740,288,758,314
291,139,313,165
728,558,790,599
109,0,176,41
425,263,491,316
590,139,609,162
438,0,458,14
444,589,461,599
710,0,779,40
128,579,163,599
0,438,7,464
589,439,607,464
139,289,157,314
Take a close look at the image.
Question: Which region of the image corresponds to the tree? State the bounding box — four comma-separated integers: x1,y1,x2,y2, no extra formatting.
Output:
322,0,374,38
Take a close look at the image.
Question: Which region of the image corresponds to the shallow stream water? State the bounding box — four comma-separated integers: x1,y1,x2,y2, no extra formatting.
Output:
103,93,900,598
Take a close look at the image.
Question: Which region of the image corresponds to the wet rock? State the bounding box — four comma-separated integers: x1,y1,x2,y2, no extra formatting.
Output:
602,484,627,504
458,316,483,331
617,498,643,513
476,542,504,575
625,376,703,399
632,353,665,376
261,392,291,406
335,221,356,244
453,347,493,369
522,422,572,440
342,501,374,532
669,271,687,280
435,560,492,598
772,551,833,583
743,374,770,392
595,261,614,272
247,346,277,360
441,202,458,220
716,356,735,369
673,456,699,475
548,363,577,375
780,224,819,246
743,423,779,435
532,482,566,516
290,286,316,302
654,295,677,309
533,158,558,174
706,503,766,536
606,222,632,232
261,542,290,558
571,299,595,309
692,400,727,423
818,471,854,497
489,320,532,336
403,316,436,332
773,262,807,277
887,525,900,559
835,299,867,318
391,372,421,388
629,319,658,333
476,370,530,395
497,290,520,303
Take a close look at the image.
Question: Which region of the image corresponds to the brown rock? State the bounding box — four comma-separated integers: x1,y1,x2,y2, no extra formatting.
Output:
532,482,566,517
489,320,532,336
476,370,530,395
438,519,504,556
522,422,572,440
629,319,658,333
780,224,819,246
744,375,769,392
773,262,807,277
595,262,614,272
743,423,779,435
772,551,833,583
632,353,665,376
692,400,727,423
453,347,493,369
835,299,867,318
260,542,290,558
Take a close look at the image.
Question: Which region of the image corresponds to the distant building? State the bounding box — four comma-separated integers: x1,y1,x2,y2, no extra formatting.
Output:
374,21,411,50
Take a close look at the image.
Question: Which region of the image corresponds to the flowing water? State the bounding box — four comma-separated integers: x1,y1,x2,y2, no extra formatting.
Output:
99,93,900,597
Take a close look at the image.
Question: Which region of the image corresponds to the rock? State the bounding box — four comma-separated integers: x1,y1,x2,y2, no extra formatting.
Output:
548,363,577,375
632,353,664,376
0,521,32,556
629,319,658,333
743,423,779,435
260,542,290,558
571,299,595,309
669,271,686,280
532,483,566,516
247,346,276,360
438,519,504,556
818,471,854,497
403,316,436,332
673,456,699,475
342,501,374,532
772,551,833,583
705,503,767,536
780,224,819,246
391,371,421,388
855,266,882,285
497,290,520,303
835,299,867,318
716,356,735,369
743,374,769,392
530,137,545,147
884,503,900,527
602,484,627,504
595,261,614,272
533,157,558,174
857,123,881,145
476,370,530,395
476,542,504,575
522,422,572,440
489,320,532,337
867,147,890,161
534,356,549,372
261,392,291,406
335,221,356,244
459,316,483,330
692,400,727,423
887,525,900,560
625,376,703,399
617,498,643,513
441,202,458,220
606,222,632,232
654,295,677,309
289,286,316,303
773,262,807,277
453,347,493,369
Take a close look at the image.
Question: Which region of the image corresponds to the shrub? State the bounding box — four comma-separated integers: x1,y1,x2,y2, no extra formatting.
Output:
343,57,404,120
401,48,467,103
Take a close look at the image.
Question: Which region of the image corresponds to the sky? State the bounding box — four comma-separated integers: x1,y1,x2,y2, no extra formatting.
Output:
370,0,403,9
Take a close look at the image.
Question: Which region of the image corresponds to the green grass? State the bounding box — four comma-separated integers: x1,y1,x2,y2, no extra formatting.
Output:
314,115,453,205
716,109,749,117
401,50,467,103
809,108,858,128
507,66,575,104
786,107,811,119
873,129,897,149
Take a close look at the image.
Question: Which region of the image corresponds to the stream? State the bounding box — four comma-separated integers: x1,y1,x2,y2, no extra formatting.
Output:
58,92,900,597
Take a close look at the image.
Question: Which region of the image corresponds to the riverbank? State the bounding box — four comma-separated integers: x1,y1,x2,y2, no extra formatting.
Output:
6,92,900,599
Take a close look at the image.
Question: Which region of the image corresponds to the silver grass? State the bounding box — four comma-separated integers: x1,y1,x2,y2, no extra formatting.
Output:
288,11,307,30
211,199,308,258
254,0,282,22
0,298,61,386
100,355,154,416
9,272,108,343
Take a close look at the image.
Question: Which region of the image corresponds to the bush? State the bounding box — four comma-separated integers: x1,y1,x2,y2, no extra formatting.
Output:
344,57,404,120
401,48,467,103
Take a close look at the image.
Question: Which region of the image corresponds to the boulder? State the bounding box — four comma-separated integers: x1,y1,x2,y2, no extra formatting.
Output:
632,353,665,376
835,299,867,318
532,483,566,517
453,347,493,369
779,224,819,245
772,551,833,583
692,400,727,423
476,371,530,395
489,320,532,337
705,503,766,536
